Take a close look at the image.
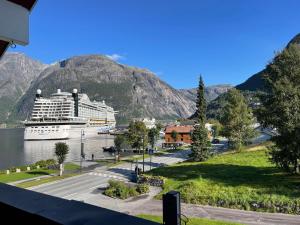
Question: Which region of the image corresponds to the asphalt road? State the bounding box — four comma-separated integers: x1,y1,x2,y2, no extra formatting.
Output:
30,150,189,199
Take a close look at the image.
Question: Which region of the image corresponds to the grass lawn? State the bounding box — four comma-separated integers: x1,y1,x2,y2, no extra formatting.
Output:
137,214,243,225
16,173,77,188
0,162,80,184
0,169,56,183
64,162,81,171
148,143,300,214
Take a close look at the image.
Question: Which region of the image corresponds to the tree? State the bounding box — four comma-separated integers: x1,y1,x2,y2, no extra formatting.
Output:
171,130,178,142
170,130,179,149
127,121,148,172
220,88,256,151
190,76,210,161
208,119,223,138
155,122,164,132
148,127,159,149
127,121,148,152
54,142,69,176
257,44,300,173
114,134,127,162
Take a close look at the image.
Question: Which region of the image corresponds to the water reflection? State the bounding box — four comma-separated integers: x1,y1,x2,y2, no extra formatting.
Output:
0,128,114,169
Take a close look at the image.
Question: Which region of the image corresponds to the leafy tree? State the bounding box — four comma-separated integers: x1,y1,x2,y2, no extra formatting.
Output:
54,142,69,176
191,76,210,161
220,88,256,151
148,127,160,149
127,121,148,152
155,122,164,132
208,119,223,138
171,130,178,142
170,130,179,150
114,134,127,161
257,44,300,173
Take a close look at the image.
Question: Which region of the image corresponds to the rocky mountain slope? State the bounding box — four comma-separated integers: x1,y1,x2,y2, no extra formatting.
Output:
0,52,46,122
179,84,232,103
13,55,197,123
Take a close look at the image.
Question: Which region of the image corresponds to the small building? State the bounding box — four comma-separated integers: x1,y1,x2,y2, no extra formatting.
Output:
134,117,156,129
164,125,194,144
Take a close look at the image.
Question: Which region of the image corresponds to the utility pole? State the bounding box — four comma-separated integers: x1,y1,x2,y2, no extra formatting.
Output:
80,129,85,173
142,136,145,173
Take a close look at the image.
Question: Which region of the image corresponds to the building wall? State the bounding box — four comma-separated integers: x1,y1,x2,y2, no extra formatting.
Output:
165,132,192,144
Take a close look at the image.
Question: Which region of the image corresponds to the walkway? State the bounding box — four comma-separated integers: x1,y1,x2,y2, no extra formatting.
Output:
130,199,300,225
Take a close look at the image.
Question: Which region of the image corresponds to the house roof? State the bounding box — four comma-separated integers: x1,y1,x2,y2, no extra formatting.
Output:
165,125,194,133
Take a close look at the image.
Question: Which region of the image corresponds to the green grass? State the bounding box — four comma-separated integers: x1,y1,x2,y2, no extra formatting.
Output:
137,214,243,225
148,143,300,214
64,163,81,171
16,174,78,188
0,163,79,184
0,169,56,183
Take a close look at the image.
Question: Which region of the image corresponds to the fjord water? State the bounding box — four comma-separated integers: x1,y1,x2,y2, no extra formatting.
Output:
0,128,114,170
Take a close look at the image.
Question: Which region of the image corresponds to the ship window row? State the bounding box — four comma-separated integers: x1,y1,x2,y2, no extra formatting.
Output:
35,102,73,104
26,129,70,133
30,126,60,128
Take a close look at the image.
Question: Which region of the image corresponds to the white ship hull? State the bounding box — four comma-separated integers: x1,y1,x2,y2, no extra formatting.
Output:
24,89,116,140
24,124,115,140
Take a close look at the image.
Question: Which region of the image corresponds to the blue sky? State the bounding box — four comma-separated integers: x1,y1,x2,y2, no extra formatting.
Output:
11,0,300,89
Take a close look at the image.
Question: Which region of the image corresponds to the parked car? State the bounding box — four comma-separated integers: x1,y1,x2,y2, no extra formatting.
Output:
212,138,220,144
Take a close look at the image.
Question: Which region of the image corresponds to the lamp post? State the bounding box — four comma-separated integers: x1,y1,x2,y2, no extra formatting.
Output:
80,129,85,173
142,136,145,173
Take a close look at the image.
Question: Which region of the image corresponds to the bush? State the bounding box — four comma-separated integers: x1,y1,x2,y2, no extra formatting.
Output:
138,174,165,187
136,183,150,194
9,167,16,172
35,159,56,168
104,180,149,199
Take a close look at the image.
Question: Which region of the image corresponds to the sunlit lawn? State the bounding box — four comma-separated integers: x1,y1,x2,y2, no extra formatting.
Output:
148,143,300,214
0,162,80,184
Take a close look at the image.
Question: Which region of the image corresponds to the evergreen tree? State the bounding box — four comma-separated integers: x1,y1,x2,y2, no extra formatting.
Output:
257,44,300,173
220,88,255,151
191,76,210,161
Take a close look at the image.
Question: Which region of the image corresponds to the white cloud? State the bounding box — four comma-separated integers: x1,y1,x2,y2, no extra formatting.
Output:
106,54,125,61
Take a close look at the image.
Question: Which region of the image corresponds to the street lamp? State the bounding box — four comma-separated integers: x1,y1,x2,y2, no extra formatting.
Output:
142,136,145,173
80,129,85,172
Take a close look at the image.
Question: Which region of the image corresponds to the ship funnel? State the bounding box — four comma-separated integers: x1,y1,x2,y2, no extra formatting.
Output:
57,89,61,94
72,88,79,117
36,89,42,98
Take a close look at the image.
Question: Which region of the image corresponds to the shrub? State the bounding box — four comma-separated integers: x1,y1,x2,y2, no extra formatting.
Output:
138,174,165,187
104,180,147,199
9,167,16,172
35,159,56,168
136,184,150,194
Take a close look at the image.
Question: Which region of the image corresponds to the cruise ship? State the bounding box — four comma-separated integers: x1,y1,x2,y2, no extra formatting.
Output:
24,89,116,140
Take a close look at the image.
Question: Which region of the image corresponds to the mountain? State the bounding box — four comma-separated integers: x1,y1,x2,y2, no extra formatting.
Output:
207,33,300,120
236,33,300,91
13,55,196,123
0,52,46,122
179,84,232,103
